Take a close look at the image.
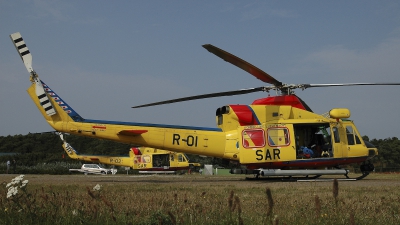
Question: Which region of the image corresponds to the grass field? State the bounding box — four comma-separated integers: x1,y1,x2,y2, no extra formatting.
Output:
1,173,400,224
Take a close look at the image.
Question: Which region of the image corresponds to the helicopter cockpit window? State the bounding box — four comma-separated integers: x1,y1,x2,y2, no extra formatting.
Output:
267,127,290,147
355,135,361,144
242,129,265,148
178,154,186,162
346,126,362,145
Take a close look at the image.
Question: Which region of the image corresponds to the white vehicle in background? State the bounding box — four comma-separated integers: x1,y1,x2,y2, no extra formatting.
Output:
69,164,116,175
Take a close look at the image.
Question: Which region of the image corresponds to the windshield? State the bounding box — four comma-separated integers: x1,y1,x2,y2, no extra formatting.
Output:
364,140,376,148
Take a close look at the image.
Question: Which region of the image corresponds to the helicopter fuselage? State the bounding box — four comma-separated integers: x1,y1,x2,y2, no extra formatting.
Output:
10,31,378,176
27,81,377,170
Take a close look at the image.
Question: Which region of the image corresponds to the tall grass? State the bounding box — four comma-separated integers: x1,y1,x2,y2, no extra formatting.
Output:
0,174,399,224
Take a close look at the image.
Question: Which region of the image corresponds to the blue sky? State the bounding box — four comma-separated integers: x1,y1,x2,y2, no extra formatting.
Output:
1,0,400,139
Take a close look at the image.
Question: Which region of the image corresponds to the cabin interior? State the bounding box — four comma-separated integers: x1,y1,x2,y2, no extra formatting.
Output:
294,123,332,159
152,154,170,167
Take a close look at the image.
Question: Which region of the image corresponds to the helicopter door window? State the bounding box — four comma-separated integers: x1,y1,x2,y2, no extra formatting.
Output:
267,127,290,147
242,129,265,148
332,127,340,143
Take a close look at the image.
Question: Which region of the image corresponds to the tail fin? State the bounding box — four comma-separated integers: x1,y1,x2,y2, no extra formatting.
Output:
41,81,84,122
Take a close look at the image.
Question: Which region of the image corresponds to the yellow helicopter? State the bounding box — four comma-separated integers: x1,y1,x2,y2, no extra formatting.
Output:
58,133,200,174
10,32,400,180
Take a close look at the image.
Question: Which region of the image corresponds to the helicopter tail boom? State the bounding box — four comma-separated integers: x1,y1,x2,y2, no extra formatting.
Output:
25,79,229,158
12,32,229,159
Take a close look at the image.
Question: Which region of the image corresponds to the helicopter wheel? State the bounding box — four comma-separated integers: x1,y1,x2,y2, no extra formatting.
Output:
360,161,375,173
354,161,375,180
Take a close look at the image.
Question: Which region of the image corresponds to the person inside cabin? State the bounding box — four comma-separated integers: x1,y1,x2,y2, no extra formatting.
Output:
301,146,314,158
310,134,325,157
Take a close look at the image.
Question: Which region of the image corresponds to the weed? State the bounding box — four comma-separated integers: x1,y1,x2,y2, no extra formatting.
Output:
0,174,399,224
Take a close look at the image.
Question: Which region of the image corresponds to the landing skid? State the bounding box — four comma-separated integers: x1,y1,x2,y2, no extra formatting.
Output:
245,173,370,181
245,175,322,182
348,171,370,180
242,169,371,182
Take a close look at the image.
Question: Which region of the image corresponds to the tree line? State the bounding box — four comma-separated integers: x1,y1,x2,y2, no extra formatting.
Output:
0,132,399,174
0,132,223,174
363,136,400,170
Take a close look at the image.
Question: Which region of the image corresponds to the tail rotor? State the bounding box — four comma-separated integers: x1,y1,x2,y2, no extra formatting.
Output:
10,32,56,117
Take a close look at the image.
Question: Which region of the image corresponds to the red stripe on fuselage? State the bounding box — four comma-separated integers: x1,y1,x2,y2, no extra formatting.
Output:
230,105,260,126
92,125,106,129
252,95,307,110
131,147,142,155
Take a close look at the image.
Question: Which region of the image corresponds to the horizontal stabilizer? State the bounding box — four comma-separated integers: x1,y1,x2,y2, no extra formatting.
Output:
10,32,33,73
118,130,148,136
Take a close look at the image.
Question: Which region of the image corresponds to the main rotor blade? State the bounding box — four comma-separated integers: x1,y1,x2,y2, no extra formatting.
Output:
202,44,282,87
132,87,265,108
301,83,400,89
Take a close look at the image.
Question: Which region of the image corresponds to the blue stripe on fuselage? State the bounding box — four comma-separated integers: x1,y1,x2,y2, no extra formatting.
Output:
246,105,261,125
84,119,222,131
